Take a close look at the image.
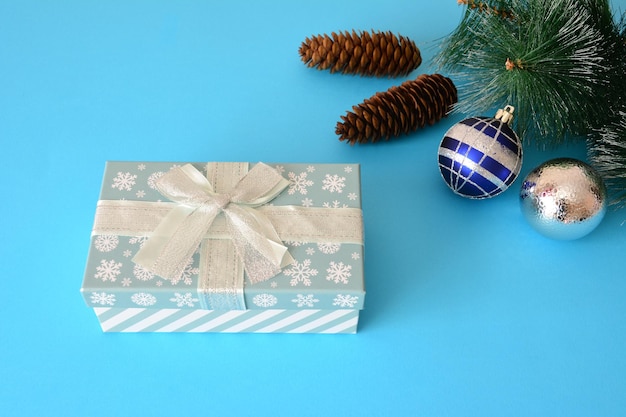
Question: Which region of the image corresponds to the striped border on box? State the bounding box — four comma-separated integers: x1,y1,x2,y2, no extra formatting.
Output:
92,308,360,334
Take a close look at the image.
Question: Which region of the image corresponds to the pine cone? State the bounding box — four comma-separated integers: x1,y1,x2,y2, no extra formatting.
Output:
299,30,422,77
336,73,457,144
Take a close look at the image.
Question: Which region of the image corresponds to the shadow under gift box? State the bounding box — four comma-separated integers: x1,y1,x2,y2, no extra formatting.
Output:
81,161,366,334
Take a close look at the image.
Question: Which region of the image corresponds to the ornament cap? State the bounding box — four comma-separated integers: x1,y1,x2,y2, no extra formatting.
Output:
495,105,515,125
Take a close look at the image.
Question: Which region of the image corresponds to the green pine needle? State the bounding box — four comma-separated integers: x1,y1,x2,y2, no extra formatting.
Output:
435,0,621,147
589,12,626,216
589,111,626,213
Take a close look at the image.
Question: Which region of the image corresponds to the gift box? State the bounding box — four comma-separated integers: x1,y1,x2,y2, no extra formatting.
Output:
81,161,365,333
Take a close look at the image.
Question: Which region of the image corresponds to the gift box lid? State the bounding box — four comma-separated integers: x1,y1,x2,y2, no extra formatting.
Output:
81,162,365,311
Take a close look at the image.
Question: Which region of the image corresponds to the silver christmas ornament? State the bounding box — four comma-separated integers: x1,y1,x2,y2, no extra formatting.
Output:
519,158,607,240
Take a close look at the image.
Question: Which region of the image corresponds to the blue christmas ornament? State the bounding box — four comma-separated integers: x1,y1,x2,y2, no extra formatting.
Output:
438,105,523,199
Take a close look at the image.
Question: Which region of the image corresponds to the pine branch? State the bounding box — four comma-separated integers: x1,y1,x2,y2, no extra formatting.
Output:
588,14,626,216
588,110,626,213
435,0,622,147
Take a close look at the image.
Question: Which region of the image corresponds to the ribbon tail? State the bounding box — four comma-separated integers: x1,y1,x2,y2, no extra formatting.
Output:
225,205,293,283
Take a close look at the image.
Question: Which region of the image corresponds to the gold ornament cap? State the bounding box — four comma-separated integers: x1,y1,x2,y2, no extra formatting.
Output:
495,105,515,125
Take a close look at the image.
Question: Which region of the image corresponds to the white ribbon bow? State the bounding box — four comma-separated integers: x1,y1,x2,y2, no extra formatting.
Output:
133,163,294,284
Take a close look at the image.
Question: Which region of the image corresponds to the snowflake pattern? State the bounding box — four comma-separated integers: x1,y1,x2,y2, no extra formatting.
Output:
161,257,198,285
253,293,278,308
129,236,149,247
323,200,348,209
284,240,306,247
292,294,320,308
284,259,318,286
136,190,146,198
347,192,358,201
121,277,132,287
287,171,314,195
326,261,352,284
94,259,122,282
147,171,165,190
317,242,341,254
111,172,137,191
170,292,199,307
344,166,353,173
351,252,361,260
90,292,116,306
181,258,199,285
131,292,157,306
302,198,313,207
94,235,119,252
322,174,345,193
333,294,359,308
133,264,155,281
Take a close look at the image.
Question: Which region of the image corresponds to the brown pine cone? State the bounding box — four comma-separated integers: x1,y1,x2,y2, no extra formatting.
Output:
299,30,422,77
336,74,457,144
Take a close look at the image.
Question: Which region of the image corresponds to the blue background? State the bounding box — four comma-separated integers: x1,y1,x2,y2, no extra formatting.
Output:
1,1,625,416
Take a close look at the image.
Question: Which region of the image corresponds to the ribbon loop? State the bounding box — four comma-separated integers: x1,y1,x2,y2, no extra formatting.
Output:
133,162,292,284
155,163,216,207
